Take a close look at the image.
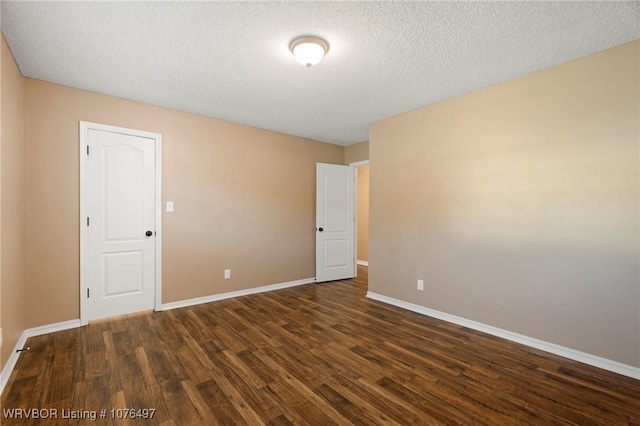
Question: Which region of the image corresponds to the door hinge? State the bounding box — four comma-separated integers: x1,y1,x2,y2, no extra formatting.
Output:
87,288,90,298
87,217,90,226
87,145,90,155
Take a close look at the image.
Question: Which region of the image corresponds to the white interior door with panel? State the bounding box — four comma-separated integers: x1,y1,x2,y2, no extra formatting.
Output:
80,122,162,323
316,163,356,282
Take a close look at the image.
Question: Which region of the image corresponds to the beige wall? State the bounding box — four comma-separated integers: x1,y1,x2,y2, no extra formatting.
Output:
370,41,639,367
345,141,369,164
23,79,344,328
0,32,3,365
357,165,369,262
1,36,26,369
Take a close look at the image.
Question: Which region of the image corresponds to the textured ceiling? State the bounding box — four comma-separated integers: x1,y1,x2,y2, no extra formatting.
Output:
1,1,638,146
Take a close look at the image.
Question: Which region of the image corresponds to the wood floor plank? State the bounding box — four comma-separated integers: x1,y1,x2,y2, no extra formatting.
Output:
158,380,202,426
84,375,113,426
144,383,174,426
180,379,218,424
221,350,267,390
216,354,284,423
174,344,215,385
321,375,402,426
254,349,354,425
2,265,638,425
196,378,246,425
327,373,420,425
265,380,339,425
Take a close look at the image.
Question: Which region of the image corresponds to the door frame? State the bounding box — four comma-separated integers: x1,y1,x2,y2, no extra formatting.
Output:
79,121,163,326
350,160,369,272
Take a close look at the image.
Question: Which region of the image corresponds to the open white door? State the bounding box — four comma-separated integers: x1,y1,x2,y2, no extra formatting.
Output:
316,163,356,282
80,122,162,323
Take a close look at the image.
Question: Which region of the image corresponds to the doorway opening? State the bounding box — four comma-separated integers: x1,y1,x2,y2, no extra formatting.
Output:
351,160,369,270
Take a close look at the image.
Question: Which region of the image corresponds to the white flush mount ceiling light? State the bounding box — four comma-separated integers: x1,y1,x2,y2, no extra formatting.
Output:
290,36,329,68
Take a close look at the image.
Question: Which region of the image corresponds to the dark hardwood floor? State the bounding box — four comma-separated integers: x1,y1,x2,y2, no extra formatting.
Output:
2,266,639,425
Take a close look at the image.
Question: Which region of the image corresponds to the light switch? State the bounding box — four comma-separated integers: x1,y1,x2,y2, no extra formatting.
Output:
166,201,174,212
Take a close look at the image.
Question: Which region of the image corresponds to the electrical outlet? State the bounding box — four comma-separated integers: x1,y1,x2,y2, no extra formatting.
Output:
224,269,231,279
417,279,424,291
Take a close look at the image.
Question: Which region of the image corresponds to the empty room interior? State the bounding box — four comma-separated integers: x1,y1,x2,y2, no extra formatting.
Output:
0,1,639,425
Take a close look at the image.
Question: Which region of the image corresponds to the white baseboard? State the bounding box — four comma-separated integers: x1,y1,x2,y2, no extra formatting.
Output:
0,332,28,396
24,319,82,339
161,277,316,311
357,260,369,266
366,292,640,380
0,319,82,395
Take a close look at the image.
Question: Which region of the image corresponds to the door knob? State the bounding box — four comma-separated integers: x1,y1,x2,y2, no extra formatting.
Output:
145,230,153,237
318,227,324,232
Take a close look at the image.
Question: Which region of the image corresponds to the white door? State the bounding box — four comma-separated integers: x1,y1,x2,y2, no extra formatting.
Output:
82,123,160,321
316,163,356,282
